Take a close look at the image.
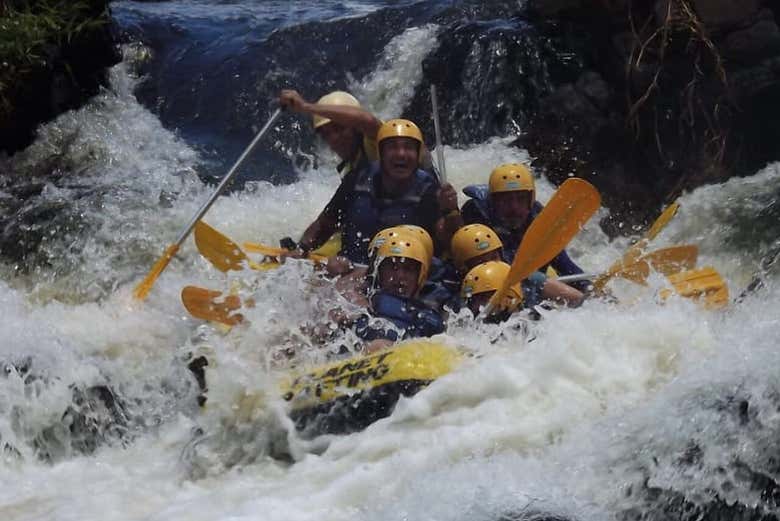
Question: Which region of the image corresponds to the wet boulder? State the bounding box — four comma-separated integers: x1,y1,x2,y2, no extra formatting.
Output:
405,17,588,145
616,393,780,521
515,0,780,232
1,359,129,462
0,0,120,155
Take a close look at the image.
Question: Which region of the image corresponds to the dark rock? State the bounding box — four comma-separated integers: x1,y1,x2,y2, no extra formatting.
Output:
529,0,583,18
614,392,780,521
1,360,129,461
0,199,74,268
576,70,611,110
723,19,780,62
512,1,780,231
692,0,762,30
514,68,655,228
0,1,120,155
405,18,589,145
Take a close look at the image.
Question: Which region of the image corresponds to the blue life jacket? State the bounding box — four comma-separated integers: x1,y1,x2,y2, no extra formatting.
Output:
341,162,438,264
419,257,461,312
461,184,588,291
521,271,547,308
354,291,445,342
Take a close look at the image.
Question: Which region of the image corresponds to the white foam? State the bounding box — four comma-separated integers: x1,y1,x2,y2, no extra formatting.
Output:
3,14,780,521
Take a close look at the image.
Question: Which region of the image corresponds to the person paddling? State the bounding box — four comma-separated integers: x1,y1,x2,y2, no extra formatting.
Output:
461,260,583,322
354,230,446,352
280,89,381,175
461,261,526,320
277,90,382,259
326,118,461,270
451,224,584,315
461,164,588,291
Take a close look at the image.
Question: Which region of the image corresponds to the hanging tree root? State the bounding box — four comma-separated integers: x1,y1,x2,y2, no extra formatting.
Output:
624,0,731,198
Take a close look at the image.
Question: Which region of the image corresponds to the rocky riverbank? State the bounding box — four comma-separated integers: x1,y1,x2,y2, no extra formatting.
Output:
408,0,780,232
518,0,780,231
0,0,119,156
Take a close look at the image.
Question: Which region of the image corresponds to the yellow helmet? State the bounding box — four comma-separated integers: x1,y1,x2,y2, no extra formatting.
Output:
370,230,431,293
488,163,535,200
395,225,434,260
461,261,523,312
450,224,503,271
367,227,413,260
377,119,424,148
312,91,361,129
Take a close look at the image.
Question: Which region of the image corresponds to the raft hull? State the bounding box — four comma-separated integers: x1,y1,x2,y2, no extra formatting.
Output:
280,341,461,436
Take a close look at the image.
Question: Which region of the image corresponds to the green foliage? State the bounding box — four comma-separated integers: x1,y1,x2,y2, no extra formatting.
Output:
0,0,109,115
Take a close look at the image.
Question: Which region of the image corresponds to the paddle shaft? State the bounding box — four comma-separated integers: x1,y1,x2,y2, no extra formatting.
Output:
593,202,680,292
556,273,597,283
133,109,284,299
173,108,282,247
555,244,698,284
430,85,447,182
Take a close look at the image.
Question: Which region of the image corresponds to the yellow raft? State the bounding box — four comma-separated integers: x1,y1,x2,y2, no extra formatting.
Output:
280,340,462,436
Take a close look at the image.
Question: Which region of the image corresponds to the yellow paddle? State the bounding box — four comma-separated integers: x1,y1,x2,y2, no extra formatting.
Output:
607,244,698,285
556,244,699,286
133,108,283,300
660,266,729,309
181,264,727,326
488,178,601,313
181,286,252,326
194,221,335,272
241,242,330,263
194,221,276,272
242,238,338,263
593,201,680,292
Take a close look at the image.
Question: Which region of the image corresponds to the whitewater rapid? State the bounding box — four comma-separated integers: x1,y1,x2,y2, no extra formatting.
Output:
2,11,780,521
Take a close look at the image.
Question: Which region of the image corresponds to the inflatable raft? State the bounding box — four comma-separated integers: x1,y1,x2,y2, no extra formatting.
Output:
280,340,462,436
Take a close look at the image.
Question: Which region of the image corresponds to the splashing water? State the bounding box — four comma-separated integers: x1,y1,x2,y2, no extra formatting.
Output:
2,4,780,521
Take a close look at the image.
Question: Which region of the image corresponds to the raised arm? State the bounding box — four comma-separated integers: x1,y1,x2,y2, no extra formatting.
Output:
279,89,381,138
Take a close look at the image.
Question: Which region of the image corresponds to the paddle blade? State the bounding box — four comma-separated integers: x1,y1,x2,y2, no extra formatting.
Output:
490,178,601,309
661,266,729,309
194,221,249,272
594,202,681,292
593,247,644,291
611,245,699,285
133,244,179,300
646,201,680,241
181,286,245,325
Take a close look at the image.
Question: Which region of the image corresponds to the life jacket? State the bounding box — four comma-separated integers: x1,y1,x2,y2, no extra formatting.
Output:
462,184,542,258
354,291,445,342
461,185,587,288
418,257,461,312
337,133,378,176
521,271,547,308
341,162,438,264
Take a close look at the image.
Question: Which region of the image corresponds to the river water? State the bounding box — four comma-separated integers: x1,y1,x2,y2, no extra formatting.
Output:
1,1,780,520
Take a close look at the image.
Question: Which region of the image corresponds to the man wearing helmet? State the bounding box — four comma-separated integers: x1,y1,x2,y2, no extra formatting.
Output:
278,93,452,265
278,89,383,258
461,261,527,319
280,89,381,174
312,228,446,352
306,118,460,268
451,224,583,315
353,229,446,352
461,163,588,291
